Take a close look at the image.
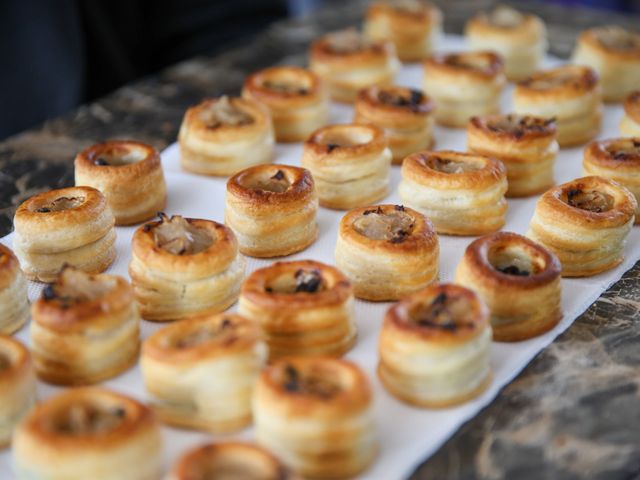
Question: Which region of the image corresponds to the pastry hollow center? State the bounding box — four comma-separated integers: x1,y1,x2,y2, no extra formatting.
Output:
566,188,614,213
152,214,214,255
353,207,414,243
172,318,237,349
50,402,126,436
377,89,424,108
486,115,554,136
93,147,147,166
596,27,640,51
488,247,541,276
34,196,84,213
243,169,291,193
196,459,276,480
425,155,481,174
43,268,116,303
325,29,370,54
320,130,373,150
201,96,254,128
487,6,524,27
445,54,493,72
281,364,341,399
266,268,326,294
410,292,476,331
607,139,640,159
526,72,582,90
262,80,309,95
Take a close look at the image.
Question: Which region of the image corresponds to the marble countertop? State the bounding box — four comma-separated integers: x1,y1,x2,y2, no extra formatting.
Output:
1,1,639,478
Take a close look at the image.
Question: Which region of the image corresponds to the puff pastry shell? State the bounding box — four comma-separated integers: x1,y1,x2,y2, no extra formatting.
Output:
0,244,29,335
621,91,640,136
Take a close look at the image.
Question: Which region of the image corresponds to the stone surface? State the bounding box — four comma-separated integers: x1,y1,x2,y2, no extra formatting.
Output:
1,1,639,479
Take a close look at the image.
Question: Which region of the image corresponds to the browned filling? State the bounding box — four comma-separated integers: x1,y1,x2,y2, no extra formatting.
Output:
245,170,291,193
262,80,309,95
485,114,555,138
201,96,254,129
488,247,538,277
353,206,414,243
173,318,237,349
377,89,424,110
607,139,640,160
424,155,481,174
566,189,614,213
281,364,341,399
265,269,326,294
410,292,476,332
49,402,126,436
486,5,524,27
325,29,370,54
149,213,214,255
92,147,147,166
596,26,640,51
445,54,493,72
34,196,84,213
0,353,9,371
42,267,116,306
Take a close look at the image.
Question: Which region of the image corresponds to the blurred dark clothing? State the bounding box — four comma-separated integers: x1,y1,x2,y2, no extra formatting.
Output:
0,0,287,140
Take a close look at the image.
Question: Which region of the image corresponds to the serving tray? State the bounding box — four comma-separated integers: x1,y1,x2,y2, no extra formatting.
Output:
1,35,639,479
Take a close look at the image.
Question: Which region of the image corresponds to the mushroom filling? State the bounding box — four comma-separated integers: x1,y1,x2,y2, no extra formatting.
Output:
42,267,115,305
50,402,126,435
281,364,341,399
607,139,640,160
353,206,414,243
486,115,555,137
378,89,424,109
92,147,147,166
245,170,291,193
566,188,614,213
34,196,84,213
596,27,640,51
150,213,214,255
486,6,524,27
0,353,9,371
326,29,370,54
411,292,475,332
262,80,309,95
172,318,235,349
265,269,326,294
424,155,481,174
200,96,254,129
488,248,537,277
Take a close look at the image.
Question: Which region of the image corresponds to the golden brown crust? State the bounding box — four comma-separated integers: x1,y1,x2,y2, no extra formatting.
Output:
170,442,297,480
425,51,505,80
0,244,20,290
465,7,545,42
0,334,32,388
576,26,640,61
304,123,387,160
74,140,167,225
624,91,640,123
0,243,29,335
517,65,599,100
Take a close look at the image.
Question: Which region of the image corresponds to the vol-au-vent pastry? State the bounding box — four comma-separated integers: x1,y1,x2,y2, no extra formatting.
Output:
0,244,29,335
398,150,508,235
309,28,400,103
179,95,274,176
571,26,640,102
455,232,562,341
170,442,298,480
302,123,392,209
465,5,547,81
335,204,439,301
12,387,163,480
0,335,36,448
467,114,558,197
378,283,492,406
238,260,356,360
141,313,267,433
527,176,637,277
74,140,167,225
583,138,640,222
354,85,436,164
242,66,329,142
253,357,377,478
621,91,640,136
225,164,318,257
514,65,602,147
30,266,140,385
13,186,116,282
129,213,245,321
364,0,442,62
423,51,506,128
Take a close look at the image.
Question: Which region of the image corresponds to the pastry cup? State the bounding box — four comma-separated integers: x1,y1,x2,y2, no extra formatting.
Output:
225,164,318,257
335,204,439,301
514,65,602,147
455,232,562,341
129,214,245,321
12,387,163,480
302,123,392,209
74,140,167,225
467,114,558,197
364,1,442,62
253,357,377,478
141,312,267,433
0,244,29,335
30,267,140,385
0,335,36,448
309,29,400,103
179,95,274,176
527,176,637,276
378,283,492,406
398,150,508,235
354,85,436,164
242,66,329,142
423,51,506,128
621,91,640,136
238,260,356,360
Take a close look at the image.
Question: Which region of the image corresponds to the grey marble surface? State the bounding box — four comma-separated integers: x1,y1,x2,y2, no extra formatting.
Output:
1,1,640,478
